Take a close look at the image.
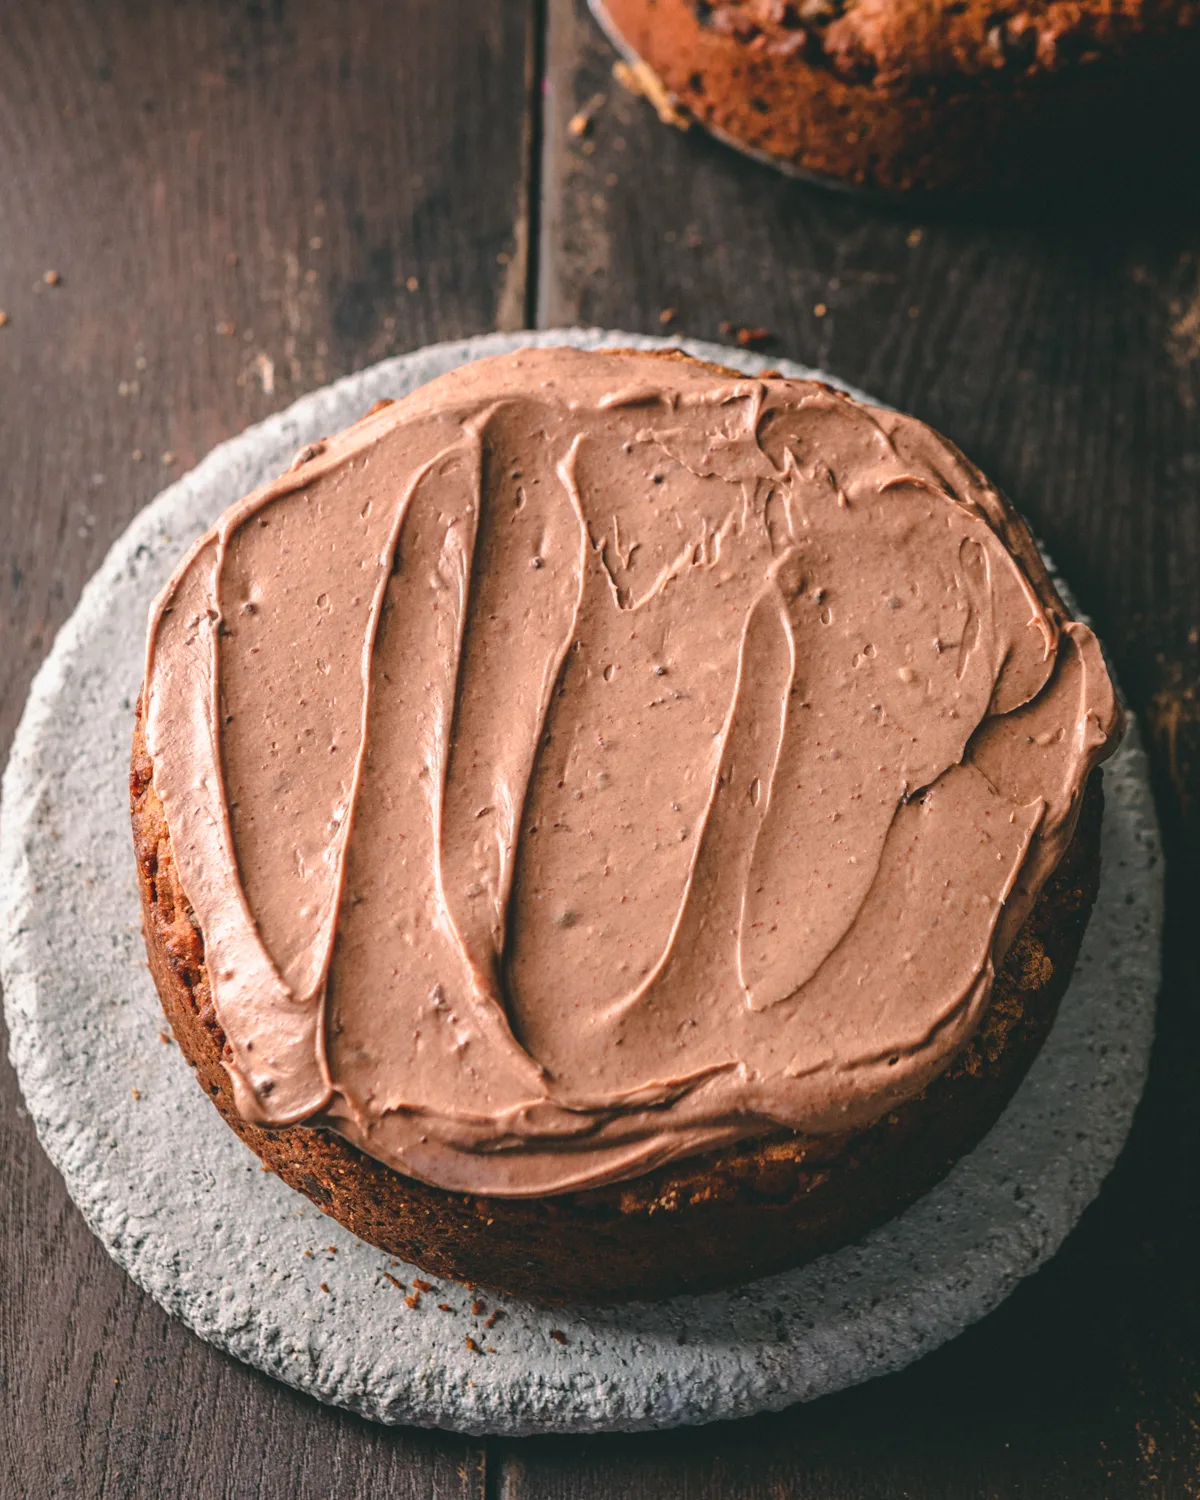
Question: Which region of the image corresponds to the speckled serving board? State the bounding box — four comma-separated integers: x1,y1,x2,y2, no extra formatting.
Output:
0,329,1162,1435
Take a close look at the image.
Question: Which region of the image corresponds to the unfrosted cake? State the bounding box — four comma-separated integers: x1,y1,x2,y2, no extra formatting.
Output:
591,0,1200,193
131,346,1121,1301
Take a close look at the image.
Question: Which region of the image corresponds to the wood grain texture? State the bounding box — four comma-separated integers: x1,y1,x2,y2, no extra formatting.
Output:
500,1,1200,1496
0,1,533,1495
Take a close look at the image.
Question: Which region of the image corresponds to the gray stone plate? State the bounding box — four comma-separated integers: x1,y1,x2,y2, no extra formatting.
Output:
0,330,1162,1435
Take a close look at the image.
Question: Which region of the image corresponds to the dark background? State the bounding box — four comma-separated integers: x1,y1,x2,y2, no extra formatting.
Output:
2,2,1198,1495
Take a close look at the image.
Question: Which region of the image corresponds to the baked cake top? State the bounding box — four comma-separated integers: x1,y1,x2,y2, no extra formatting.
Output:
142,346,1120,1197
673,0,1197,88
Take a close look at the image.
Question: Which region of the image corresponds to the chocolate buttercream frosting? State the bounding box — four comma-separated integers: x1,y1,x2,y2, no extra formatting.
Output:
142,347,1122,1197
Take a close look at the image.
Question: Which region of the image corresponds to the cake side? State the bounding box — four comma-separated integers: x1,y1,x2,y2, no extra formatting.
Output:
132,706,1102,1302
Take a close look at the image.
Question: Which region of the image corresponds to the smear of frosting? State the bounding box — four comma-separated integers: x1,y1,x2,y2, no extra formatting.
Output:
142,347,1122,1196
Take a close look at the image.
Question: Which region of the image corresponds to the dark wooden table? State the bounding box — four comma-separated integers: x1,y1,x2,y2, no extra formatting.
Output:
2,3,1198,1496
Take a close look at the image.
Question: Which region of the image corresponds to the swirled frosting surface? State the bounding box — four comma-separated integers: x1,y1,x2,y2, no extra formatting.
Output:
143,347,1121,1196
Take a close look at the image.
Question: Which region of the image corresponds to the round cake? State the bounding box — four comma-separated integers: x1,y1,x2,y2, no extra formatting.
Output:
131,345,1121,1301
591,0,1200,193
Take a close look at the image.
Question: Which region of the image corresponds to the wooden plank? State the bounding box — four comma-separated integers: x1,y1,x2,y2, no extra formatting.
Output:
0,0,537,1493
503,1,1200,1495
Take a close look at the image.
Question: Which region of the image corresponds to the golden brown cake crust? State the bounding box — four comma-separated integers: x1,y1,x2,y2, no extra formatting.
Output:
597,0,1200,191
131,705,1102,1303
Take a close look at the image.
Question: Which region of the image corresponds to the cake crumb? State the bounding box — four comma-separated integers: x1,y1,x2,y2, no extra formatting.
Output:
484,1309,503,1329
319,1282,329,1293
43,269,61,286
735,326,771,348
216,320,236,337
161,452,176,466
158,1030,173,1044
251,352,275,394
412,1278,435,1293
130,1088,140,1100
465,1336,482,1354
906,228,923,248
132,449,144,462
549,1328,568,1345
471,1299,485,1316
383,1272,406,1290
438,1302,452,1312
406,276,420,292
0,311,8,327
568,92,606,137
658,307,677,326
612,59,691,130
813,302,828,318
404,1294,420,1309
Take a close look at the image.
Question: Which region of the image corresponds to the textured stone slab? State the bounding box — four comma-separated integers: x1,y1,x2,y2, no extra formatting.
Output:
0,330,1162,1434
